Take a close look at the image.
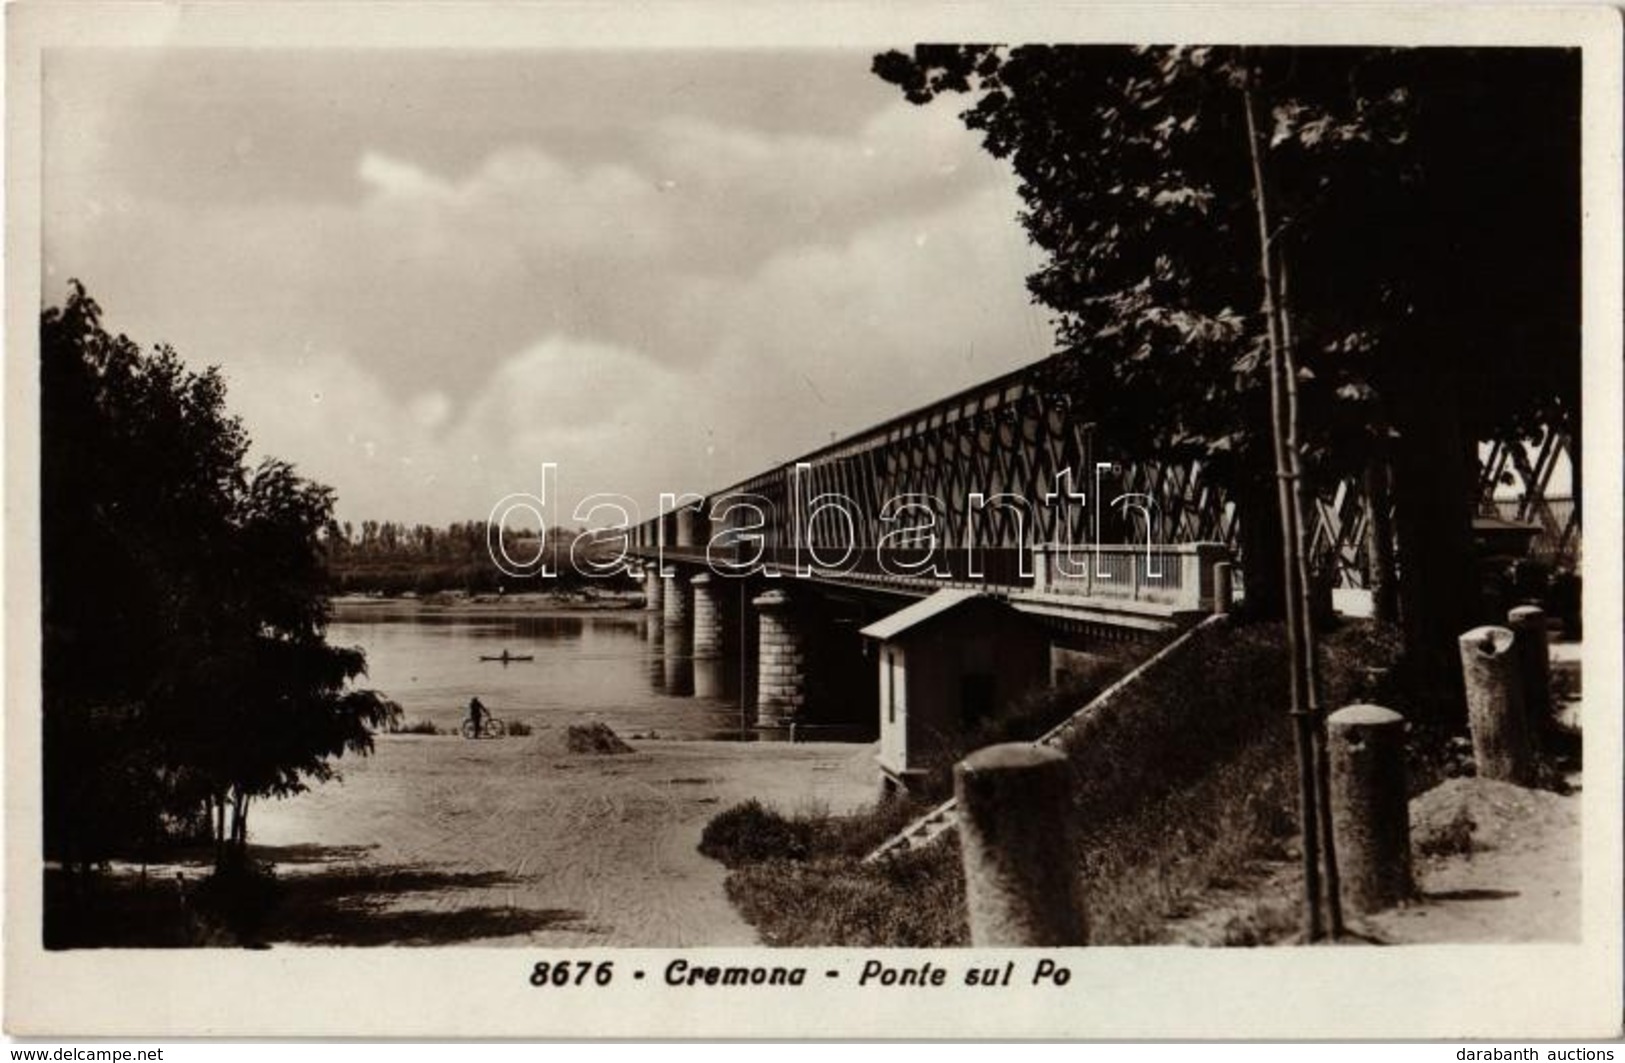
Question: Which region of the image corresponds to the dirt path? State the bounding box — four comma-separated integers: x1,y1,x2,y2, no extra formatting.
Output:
1363,777,1580,944
248,732,877,947
1164,776,1581,946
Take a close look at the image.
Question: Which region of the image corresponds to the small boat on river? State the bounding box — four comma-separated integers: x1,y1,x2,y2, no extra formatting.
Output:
479,651,534,663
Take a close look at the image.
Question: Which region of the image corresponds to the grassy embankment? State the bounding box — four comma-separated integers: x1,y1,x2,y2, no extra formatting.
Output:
700,618,1405,946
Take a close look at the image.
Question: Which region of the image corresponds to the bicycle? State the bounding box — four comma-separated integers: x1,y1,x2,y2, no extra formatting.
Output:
460,716,507,739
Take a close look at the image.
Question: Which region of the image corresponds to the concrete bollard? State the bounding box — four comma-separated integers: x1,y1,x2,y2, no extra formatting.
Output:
1213,561,1234,615
1458,626,1535,785
1507,605,1552,735
954,744,1087,946
1327,705,1414,913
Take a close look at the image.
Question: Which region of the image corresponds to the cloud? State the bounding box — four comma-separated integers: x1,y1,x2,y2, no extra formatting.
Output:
223,335,685,526
209,174,1047,529
356,147,676,266
43,50,1054,526
407,391,451,430
639,102,989,264
356,152,453,201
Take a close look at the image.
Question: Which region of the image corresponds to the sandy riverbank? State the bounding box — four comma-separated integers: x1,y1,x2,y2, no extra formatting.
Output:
248,731,877,946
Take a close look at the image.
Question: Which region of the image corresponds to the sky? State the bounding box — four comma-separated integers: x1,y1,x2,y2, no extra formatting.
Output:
43,47,1054,526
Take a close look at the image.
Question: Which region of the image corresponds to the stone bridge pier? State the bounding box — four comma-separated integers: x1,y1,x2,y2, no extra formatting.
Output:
691,572,744,701
752,588,807,740
642,565,664,614
691,573,728,658
635,556,883,743
662,569,693,633
661,569,695,697
644,615,667,693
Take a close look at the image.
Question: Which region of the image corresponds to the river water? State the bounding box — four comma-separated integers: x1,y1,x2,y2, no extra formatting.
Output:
328,602,750,739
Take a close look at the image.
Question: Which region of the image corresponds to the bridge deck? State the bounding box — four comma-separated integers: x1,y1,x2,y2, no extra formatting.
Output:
632,542,1216,633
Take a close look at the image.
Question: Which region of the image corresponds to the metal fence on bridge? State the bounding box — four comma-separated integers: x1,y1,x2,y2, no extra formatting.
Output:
629,357,1581,590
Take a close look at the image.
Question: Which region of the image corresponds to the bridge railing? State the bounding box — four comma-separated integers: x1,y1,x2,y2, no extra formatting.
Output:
632,539,1226,611
1032,542,1228,612
632,544,1037,589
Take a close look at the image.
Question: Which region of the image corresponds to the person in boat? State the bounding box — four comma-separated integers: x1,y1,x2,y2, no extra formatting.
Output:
467,696,488,737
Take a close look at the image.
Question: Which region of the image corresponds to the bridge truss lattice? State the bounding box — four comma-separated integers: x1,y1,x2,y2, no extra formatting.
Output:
641,359,1579,588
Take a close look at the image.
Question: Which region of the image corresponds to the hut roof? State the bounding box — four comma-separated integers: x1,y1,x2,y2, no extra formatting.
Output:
858,589,1010,642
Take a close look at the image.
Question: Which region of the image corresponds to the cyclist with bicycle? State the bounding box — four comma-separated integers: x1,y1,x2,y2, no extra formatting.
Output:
467,696,488,738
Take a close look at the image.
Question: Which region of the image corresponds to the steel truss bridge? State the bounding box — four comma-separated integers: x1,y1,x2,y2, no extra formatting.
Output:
627,354,1578,598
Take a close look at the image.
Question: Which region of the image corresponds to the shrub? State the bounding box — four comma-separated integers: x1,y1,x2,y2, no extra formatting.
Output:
1216,900,1301,947
698,800,813,867
1416,805,1477,858
701,794,928,870
725,843,968,947
698,795,966,945
802,796,929,860
506,721,533,737
390,719,441,736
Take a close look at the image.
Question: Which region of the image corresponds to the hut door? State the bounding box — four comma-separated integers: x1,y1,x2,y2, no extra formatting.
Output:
960,673,995,730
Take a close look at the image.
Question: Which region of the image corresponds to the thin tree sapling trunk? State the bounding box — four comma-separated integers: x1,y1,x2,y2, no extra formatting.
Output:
1242,69,1324,942
1277,254,1345,938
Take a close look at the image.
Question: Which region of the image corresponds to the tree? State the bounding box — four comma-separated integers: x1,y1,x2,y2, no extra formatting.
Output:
873,45,1579,716
41,281,398,874
876,45,1578,939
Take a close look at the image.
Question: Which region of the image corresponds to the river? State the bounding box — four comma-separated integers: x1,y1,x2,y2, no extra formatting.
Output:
328,600,750,739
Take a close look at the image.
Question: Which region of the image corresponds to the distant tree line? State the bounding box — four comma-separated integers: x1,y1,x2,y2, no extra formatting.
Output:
322,521,636,596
